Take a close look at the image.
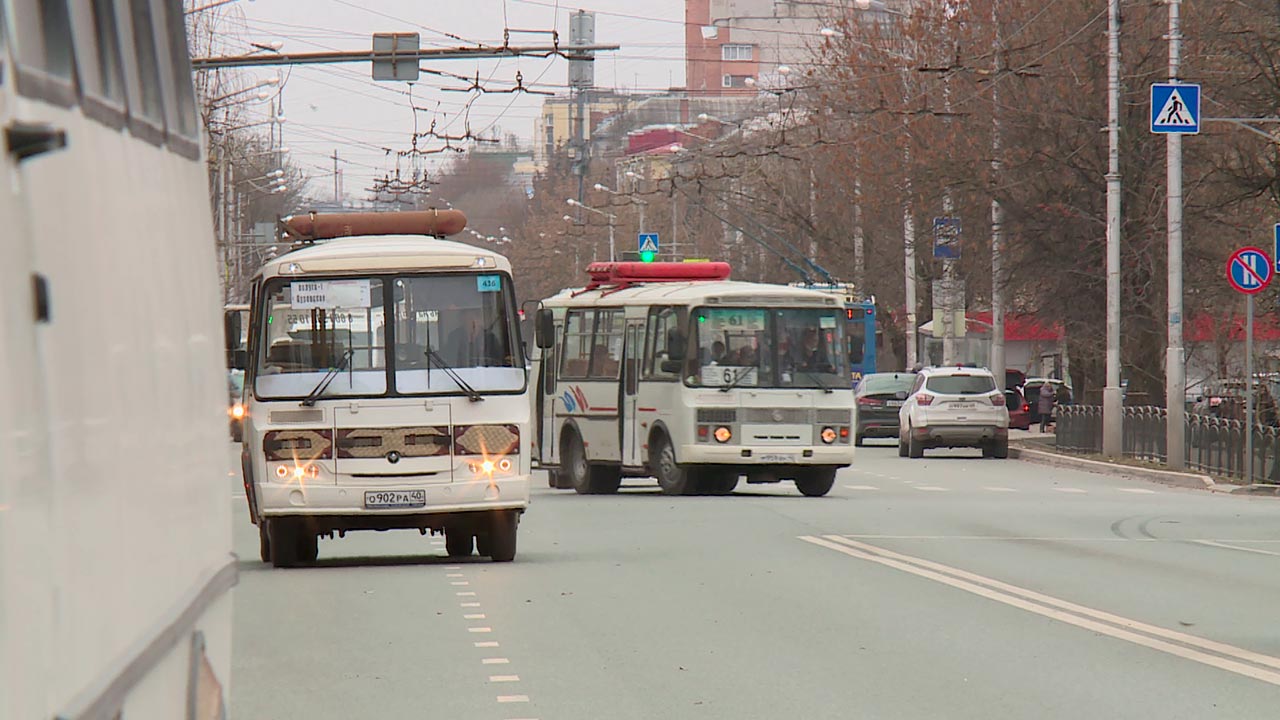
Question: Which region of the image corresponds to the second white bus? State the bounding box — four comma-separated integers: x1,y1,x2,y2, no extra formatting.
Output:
531,262,855,496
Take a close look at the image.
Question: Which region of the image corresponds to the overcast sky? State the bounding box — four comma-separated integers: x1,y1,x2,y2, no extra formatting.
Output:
220,0,686,199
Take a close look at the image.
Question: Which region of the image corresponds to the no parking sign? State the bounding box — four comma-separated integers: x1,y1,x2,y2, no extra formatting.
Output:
1227,247,1272,295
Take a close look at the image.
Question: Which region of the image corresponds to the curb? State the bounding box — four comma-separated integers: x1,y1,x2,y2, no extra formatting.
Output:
1009,446,1217,491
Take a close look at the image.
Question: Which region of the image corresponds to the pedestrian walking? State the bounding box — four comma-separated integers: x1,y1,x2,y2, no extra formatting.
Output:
1038,383,1056,433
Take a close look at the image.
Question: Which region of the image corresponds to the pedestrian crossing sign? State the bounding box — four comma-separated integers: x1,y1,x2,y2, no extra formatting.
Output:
637,233,659,254
1150,83,1200,135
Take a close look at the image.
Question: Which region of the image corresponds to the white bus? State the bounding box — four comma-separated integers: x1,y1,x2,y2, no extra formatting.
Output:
0,2,234,719
531,262,855,497
233,210,532,566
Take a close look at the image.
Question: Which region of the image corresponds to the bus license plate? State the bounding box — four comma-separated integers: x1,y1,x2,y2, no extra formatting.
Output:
364,490,426,509
759,453,797,463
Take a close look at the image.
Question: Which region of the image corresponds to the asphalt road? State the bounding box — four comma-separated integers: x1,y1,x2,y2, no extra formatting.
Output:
229,442,1280,719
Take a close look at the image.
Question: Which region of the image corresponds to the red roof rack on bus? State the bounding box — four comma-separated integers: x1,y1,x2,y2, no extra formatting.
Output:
282,208,468,244
577,261,732,295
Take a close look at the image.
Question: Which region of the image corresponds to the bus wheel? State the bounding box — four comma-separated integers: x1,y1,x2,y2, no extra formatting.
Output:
258,524,271,563
563,432,592,493
446,529,474,557
700,471,738,496
487,511,519,562
794,467,837,497
653,435,695,495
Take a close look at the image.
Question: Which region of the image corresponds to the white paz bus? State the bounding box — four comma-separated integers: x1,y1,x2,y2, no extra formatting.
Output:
531,262,856,496
232,210,532,566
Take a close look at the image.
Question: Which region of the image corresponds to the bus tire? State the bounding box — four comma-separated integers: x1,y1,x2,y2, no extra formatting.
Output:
487,510,519,562
652,435,695,495
700,471,738,496
562,431,593,494
446,529,474,557
795,467,837,497
268,519,299,568
258,524,271,563
589,465,622,494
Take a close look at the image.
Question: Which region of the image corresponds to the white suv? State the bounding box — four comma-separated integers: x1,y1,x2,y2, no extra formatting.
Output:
898,366,1010,458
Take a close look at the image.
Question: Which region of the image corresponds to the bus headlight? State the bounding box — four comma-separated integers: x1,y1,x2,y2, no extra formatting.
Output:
714,426,733,443
820,427,838,444
230,403,246,420
468,456,514,477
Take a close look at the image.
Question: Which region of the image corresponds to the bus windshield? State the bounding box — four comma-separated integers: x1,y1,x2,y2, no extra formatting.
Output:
690,306,846,390
254,273,525,400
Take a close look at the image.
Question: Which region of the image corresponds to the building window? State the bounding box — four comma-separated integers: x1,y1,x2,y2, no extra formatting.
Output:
721,44,753,62
722,75,752,89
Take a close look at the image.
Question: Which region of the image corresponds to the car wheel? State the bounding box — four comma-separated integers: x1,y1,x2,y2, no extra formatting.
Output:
908,432,924,459
445,528,474,557
486,510,519,562
794,467,837,497
993,439,1009,459
854,432,864,447
652,434,695,495
258,523,271,563
898,435,909,457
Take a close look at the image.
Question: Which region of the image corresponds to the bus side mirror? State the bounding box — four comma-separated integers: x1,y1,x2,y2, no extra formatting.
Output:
223,312,242,353
228,348,248,371
535,309,555,349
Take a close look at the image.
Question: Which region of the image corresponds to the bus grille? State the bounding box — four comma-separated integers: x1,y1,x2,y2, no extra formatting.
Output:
697,408,738,423
743,408,809,423
816,409,851,424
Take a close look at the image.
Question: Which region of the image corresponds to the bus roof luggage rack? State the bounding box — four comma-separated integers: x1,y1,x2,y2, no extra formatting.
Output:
578,261,731,295
282,208,468,244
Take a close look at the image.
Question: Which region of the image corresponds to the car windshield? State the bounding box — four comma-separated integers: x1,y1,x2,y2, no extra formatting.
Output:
689,306,847,389
926,374,997,395
254,273,525,400
860,373,915,395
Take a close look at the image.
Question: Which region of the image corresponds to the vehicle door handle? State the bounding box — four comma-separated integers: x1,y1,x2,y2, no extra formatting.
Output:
6,121,67,161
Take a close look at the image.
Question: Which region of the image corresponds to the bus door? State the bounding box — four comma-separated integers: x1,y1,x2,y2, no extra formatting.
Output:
621,321,643,465
539,322,560,464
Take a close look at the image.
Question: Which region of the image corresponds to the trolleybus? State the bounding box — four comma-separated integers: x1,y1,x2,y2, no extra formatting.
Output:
233,210,532,566
1,2,234,718
532,262,855,497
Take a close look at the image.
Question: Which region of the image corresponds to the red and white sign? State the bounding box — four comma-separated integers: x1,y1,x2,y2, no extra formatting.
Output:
1227,247,1273,295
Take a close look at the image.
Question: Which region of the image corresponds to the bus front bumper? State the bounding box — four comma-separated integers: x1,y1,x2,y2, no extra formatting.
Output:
256,475,531,518
678,445,853,466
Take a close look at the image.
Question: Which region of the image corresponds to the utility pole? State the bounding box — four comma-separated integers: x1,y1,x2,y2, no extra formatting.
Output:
1103,0,1124,457
1165,0,1186,468
904,177,918,369
990,0,1006,392
569,11,595,218
332,149,340,203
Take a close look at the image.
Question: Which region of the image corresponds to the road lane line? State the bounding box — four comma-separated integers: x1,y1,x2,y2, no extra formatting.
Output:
468,627,493,633
840,534,1156,541
457,591,476,596
811,535,1280,679
844,485,880,491
1191,540,1280,557
489,675,520,682
465,614,487,619
447,573,465,577
1053,488,1087,493
451,581,470,586
984,487,1018,493
461,602,481,607
445,565,462,569
1117,488,1157,494
482,658,510,664
915,486,948,492
475,641,500,648
496,695,530,703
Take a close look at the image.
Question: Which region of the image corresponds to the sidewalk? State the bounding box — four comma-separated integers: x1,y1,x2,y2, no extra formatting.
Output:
1007,430,1238,493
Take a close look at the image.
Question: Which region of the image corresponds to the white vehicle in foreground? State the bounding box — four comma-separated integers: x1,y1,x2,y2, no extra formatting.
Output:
898,366,1010,458
234,211,531,566
1,3,233,718
532,261,855,497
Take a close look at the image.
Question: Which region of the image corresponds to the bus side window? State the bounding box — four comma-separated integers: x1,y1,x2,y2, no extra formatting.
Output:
588,309,624,379
644,306,684,380
559,310,591,379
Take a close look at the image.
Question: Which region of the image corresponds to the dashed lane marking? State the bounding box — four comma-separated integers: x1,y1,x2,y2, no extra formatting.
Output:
474,641,500,648
465,614,487,619
1117,488,1157,494
489,675,521,682
447,573,465,577
1191,540,1280,557
451,581,470,586
457,591,477,596
468,627,493,633
483,658,510,665
1053,488,1087,494
844,485,880,491
984,487,1018,492
461,602,481,608
497,695,530,703
915,486,948,492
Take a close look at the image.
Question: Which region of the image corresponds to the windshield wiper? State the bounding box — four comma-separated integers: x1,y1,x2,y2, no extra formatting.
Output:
424,349,484,402
802,368,834,394
301,349,353,406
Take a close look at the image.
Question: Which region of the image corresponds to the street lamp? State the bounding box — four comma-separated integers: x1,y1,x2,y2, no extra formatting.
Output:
566,199,617,262
594,180,648,235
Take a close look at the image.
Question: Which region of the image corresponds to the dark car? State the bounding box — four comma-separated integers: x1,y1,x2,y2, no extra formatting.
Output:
1005,388,1031,430
1024,378,1072,427
854,372,917,446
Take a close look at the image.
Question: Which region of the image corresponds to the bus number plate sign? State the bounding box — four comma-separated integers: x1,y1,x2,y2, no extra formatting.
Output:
364,489,427,509
702,366,757,387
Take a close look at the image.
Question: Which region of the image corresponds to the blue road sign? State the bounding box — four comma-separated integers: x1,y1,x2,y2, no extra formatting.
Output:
1227,247,1272,295
638,233,659,254
932,217,960,259
1151,83,1200,134
1274,224,1280,274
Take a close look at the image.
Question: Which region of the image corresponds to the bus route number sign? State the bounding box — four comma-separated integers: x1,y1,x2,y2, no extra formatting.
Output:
702,366,757,387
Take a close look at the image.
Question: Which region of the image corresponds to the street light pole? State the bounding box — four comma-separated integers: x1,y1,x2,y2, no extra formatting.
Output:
1103,0,1124,457
1166,0,1186,469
